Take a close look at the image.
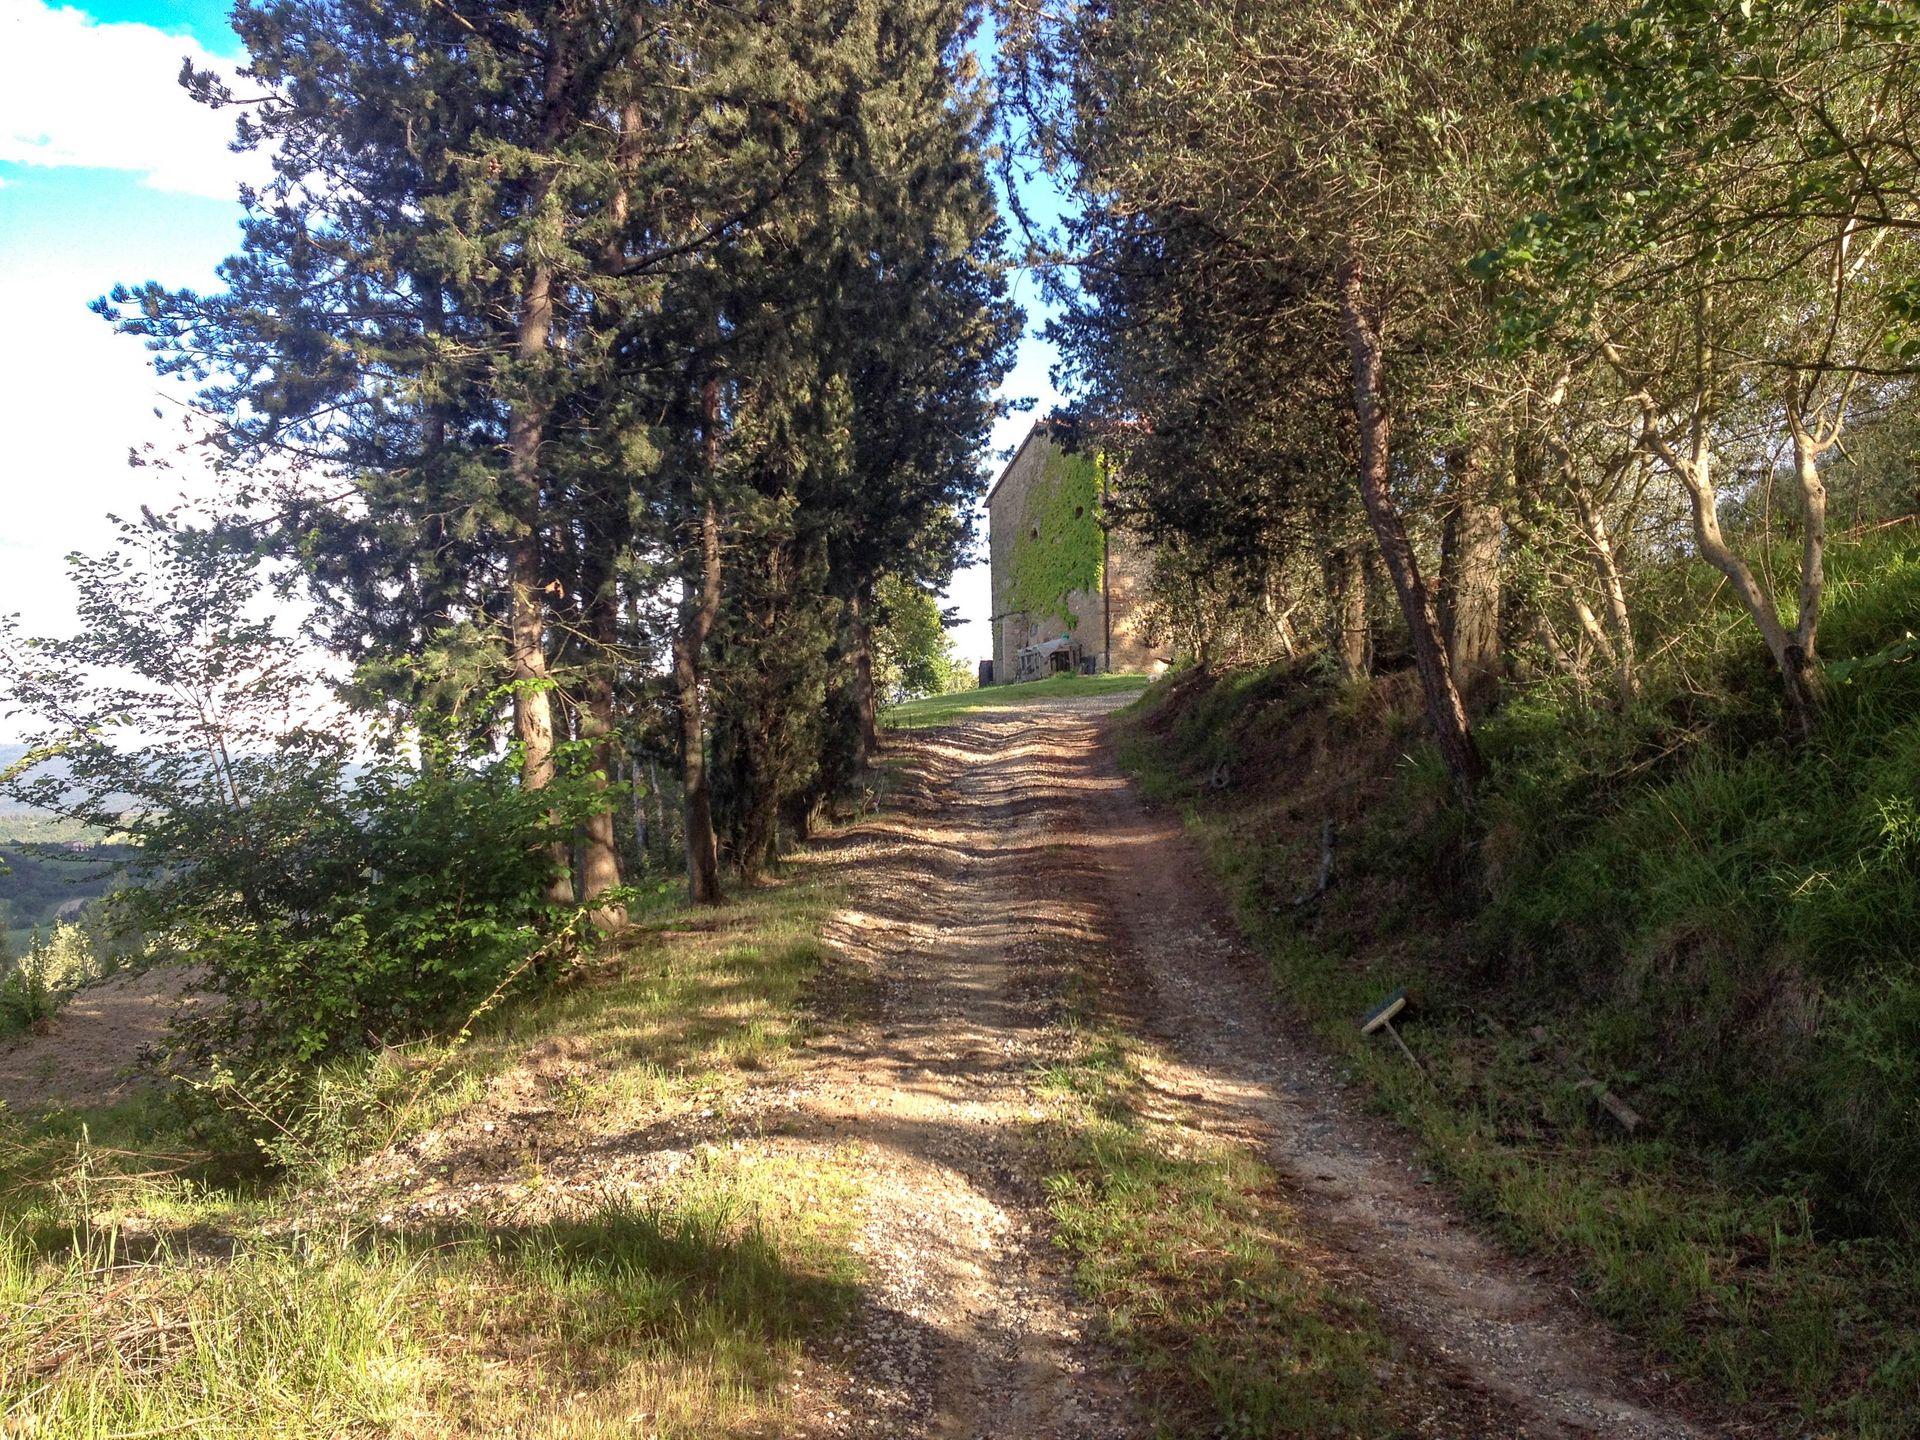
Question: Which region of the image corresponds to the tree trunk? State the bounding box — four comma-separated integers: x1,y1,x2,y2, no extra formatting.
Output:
737,715,780,881
848,590,879,761
1633,393,1819,735
1337,261,1483,791
507,17,581,908
1786,406,1831,723
1321,544,1370,681
508,260,574,906
648,758,666,867
675,486,724,904
1438,442,1503,709
1263,577,1300,659
1687,460,1814,730
1570,484,1640,704
577,582,626,928
626,753,648,871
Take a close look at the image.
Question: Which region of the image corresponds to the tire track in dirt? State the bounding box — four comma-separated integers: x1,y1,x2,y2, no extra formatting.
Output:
973,689,1706,1439
312,686,1708,1437
789,705,1147,1439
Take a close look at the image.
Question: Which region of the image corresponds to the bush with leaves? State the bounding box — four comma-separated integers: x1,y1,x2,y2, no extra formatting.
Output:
156,741,581,1070
0,520,593,1084
0,923,103,1034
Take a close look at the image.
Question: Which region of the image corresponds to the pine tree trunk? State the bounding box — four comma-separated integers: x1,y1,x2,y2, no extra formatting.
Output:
507,18,582,908
1438,441,1503,709
577,584,626,928
738,715,780,881
508,259,575,906
676,493,724,905
1338,261,1483,791
849,591,879,761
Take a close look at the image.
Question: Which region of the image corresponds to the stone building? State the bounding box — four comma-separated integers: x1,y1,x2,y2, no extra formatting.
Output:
986,420,1161,682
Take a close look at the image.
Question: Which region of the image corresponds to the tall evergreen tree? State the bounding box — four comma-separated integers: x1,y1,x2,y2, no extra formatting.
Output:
105,0,1013,910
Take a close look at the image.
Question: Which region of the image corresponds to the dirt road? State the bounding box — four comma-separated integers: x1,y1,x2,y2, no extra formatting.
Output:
1,689,1709,1436
806,690,1705,1438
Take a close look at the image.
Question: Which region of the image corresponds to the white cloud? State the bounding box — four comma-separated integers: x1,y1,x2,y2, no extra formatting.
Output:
0,2,272,199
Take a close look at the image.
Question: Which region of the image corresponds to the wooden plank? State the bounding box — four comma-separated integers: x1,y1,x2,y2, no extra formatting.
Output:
1529,1025,1644,1133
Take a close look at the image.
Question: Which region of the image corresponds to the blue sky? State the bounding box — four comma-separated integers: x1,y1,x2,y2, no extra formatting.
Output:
0,1,266,671
0,1,1063,669
74,0,238,38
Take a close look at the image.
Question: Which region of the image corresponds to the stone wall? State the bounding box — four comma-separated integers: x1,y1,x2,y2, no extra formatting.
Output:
986,422,1163,679
1103,529,1158,671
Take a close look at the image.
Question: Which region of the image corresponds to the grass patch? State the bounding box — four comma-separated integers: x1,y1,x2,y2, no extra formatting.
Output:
2,1170,862,1439
882,671,1150,730
0,864,864,1437
1034,995,1397,1437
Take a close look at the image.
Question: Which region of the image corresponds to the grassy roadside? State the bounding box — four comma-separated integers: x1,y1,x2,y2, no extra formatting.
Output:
1,873,865,1438
883,671,1150,730
1115,674,1920,1438
1032,1008,1402,1438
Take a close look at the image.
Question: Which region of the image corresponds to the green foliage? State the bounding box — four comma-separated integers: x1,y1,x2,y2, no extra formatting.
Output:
0,523,599,1102
97,0,1018,911
1005,448,1105,628
173,745,575,1073
1114,528,1920,1426
1491,0,1920,349
0,923,104,1035
871,574,970,701
707,490,838,877
0,835,858,1436
1476,530,1920,1237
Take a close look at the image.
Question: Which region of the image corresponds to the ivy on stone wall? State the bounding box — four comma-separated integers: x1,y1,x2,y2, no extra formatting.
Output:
1007,448,1104,631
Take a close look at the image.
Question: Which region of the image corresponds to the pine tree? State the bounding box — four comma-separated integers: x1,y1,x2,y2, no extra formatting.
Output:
103,0,1015,909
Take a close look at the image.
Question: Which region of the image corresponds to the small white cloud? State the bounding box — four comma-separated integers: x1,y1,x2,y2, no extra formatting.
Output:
0,3,272,200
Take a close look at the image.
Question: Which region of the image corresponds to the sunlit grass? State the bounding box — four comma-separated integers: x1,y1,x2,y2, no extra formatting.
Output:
1113,576,1920,1436
882,671,1150,730
1033,983,1396,1437
0,866,861,1438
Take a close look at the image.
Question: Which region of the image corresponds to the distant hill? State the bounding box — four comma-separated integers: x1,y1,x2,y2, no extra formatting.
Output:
1,743,40,817
0,742,61,818
0,743,106,842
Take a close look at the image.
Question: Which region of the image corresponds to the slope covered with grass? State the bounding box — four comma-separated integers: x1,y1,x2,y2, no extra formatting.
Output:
1117,526,1920,1434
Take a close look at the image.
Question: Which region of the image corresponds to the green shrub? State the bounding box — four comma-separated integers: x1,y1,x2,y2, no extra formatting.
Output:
1,526,609,1119
159,742,577,1071
1463,529,1920,1235
0,922,104,1034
